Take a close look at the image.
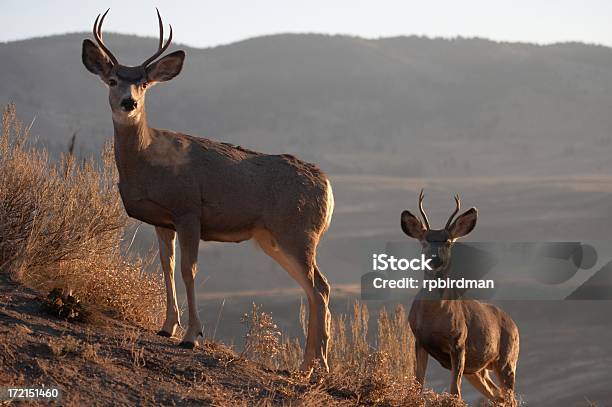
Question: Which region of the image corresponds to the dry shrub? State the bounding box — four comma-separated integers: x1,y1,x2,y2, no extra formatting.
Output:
376,305,415,382
0,104,164,327
324,302,425,405
324,302,466,405
241,303,282,367
244,300,466,406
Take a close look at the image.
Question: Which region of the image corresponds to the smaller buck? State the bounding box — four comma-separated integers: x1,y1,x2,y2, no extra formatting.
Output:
400,191,519,405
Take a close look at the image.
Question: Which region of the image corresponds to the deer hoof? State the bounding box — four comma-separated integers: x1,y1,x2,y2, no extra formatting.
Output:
157,330,172,338
178,341,197,349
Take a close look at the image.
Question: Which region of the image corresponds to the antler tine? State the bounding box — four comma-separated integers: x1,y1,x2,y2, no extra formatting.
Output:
418,189,431,230
156,8,164,50
93,9,118,65
141,8,173,68
445,194,461,230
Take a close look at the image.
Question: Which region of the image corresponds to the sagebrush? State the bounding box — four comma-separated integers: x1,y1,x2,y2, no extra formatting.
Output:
0,104,164,326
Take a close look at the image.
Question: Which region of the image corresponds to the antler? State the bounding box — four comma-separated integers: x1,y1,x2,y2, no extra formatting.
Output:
418,189,431,230
445,194,461,230
141,8,173,68
93,9,118,65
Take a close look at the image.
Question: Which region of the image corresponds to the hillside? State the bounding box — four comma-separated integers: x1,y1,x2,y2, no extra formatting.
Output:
0,276,310,406
0,275,474,406
2,34,612,176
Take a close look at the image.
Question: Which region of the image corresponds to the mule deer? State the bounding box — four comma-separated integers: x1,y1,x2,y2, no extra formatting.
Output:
400,191,519,404
81,9,334,370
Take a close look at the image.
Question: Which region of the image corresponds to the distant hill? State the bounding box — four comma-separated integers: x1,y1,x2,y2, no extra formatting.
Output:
2,33,612,176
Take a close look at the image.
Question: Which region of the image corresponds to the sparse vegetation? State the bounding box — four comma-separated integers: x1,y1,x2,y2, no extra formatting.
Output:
241,300,469,406
0,104,164,327
46,334,100,362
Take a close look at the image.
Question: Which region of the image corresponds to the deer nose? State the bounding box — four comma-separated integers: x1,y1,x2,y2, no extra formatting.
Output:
431,256,443,269
120,98,137,112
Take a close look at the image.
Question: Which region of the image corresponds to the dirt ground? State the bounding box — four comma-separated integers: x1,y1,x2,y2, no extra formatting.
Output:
0,276,343,406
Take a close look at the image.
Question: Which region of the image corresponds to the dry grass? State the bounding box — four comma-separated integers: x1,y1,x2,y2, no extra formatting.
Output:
242,300,469,406
46,334,104,364
0,104,164,327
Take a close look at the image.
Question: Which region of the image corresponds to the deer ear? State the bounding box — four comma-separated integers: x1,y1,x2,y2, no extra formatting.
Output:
82,39,113,79
146,50,185,83
449,208,478,239
401,210,426,239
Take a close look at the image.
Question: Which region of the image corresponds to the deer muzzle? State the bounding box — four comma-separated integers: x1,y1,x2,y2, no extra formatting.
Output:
120,98,138,112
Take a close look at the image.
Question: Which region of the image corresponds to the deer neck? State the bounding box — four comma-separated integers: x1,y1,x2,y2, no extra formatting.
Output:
112,110,152,179
415,265,463,308
413,289,459,322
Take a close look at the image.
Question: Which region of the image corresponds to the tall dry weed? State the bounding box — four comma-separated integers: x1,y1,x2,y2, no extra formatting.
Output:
241,303,283,367
0,104,164,326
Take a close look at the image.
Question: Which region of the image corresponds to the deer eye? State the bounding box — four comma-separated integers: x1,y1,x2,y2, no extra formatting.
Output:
141,82,148,89
108,79,117,87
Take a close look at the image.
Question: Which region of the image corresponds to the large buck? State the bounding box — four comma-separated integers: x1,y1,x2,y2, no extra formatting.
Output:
81,9,334,370
400,191,519,405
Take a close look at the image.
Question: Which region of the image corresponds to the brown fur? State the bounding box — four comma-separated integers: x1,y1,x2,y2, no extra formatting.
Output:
409,295,520,402
113,122,331,245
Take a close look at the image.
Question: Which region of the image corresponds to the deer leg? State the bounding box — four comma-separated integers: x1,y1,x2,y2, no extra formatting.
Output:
481,369,503,399
495,364,517,407
254,230,329,372
465,370,503,402
176,219,203,349
275,256,328,371
449,345,465,398
482,369,500,390
312,265,331,369
155,226,181,337
414,341,429,389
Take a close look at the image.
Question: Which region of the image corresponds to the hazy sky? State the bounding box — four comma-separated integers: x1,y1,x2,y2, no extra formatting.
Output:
2,0,612,48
